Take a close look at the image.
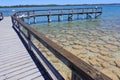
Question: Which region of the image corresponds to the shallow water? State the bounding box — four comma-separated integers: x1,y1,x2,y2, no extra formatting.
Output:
32,5,120,80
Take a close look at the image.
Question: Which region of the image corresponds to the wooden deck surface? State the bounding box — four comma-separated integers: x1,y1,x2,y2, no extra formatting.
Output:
0,17,44,80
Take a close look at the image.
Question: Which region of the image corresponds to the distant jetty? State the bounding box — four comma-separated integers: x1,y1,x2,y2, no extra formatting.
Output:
16,7,102,24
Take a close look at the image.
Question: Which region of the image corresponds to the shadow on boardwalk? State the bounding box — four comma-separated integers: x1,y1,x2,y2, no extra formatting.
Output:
0,17,49,80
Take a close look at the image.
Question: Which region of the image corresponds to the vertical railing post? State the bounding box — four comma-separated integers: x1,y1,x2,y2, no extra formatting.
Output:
18,23,21,33
100,7,102,12
92,8,94,13
47,15,50,23
1,12,3,20
27,30,31,50
61,10,63,14
58,15,61,22
71,71,83,80
86,8,88,13
27,11,30,24
82,8,84,13
77,9,79,20
11,17,14,28
33,11,36,24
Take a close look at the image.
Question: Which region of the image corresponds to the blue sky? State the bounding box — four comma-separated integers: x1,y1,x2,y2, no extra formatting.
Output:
0,0,120,6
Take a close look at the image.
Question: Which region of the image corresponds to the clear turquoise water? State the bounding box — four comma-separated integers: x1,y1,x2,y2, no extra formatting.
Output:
31,5,120,34
31,5,120,61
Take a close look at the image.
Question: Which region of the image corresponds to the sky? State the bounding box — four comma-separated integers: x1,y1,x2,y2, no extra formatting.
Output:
0,0,120,6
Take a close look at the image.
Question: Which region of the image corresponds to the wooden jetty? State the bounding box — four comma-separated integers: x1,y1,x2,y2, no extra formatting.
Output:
16,7,102,24
0,17,63,80
10,8,112,80
0,12,3,21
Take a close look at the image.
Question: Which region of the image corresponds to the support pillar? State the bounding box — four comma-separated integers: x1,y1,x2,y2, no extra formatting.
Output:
58,15,61,22
21,17,24,22
68,14,73,21
47,15,51,23
33,16,36,24
77,14,79,20
71,71,83,80
28,18,30,24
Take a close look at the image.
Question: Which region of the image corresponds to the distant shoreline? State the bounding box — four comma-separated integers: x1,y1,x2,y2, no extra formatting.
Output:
0,3,120,8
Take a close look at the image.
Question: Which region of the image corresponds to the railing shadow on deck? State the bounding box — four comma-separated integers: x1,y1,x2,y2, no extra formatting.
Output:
11,8,112,80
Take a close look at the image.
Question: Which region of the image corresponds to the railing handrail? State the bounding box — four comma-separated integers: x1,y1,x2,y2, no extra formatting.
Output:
18,7,102,12
15,7,102,16
11,7,111,80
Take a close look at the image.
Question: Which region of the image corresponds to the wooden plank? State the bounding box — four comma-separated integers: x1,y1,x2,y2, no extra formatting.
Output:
0,55,30,66
0,62,35,77
32,76,45,80
0,57,31,69
6,69,39,80
1,66,37,79
19,72,42,80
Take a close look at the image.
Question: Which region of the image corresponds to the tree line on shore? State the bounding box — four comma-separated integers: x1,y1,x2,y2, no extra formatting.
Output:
0,3,120,8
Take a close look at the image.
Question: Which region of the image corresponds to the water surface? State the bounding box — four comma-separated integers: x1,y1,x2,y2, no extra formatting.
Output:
31,5,120,80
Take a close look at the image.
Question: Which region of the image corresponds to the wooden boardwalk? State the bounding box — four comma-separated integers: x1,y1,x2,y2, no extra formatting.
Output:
0,17,45,80
17,7,102,24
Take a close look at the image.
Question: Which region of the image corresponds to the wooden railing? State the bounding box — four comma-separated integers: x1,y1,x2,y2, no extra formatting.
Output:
0,12,3,21
15,7,102,23
15,7,102,16
11,8,111,80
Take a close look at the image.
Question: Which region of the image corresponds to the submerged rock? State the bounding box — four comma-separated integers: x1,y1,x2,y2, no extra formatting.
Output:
114,59,120,68
100,69,119,80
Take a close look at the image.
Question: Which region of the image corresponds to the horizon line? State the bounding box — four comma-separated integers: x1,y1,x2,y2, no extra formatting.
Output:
0,3,120,7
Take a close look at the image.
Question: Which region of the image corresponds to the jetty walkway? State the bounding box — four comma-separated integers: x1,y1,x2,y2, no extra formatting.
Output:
0,17,49,80
17,7,102,24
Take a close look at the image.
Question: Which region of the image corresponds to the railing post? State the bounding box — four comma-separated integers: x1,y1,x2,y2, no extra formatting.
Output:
27,30,31,50
27,11,30,24
18,23,21,33
100,7,102,12
82,8,84,13
33,11,36,24
92,8,94,13
58,15,61,22
47,15,51,23
86,8,88,13
71,9,73,13
71,71,82,80
61,10,63,14
11,17,14,28
0,12,3,20
68,14,73,21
